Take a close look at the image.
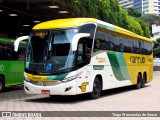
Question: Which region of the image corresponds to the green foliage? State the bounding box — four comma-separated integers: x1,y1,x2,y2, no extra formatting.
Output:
70,0,100,18
69,0,150,38
153,38,160,57
140,14,160,25
127,8,141,17
156,37,160,43
118,8,129,29
127,16,143,36
138,19,150,38
140,14,160,34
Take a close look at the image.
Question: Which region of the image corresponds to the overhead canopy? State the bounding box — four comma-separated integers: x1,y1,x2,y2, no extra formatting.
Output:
0,0,75,38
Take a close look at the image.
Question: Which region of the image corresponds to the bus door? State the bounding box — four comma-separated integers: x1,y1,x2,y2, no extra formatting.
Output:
76,39,91,93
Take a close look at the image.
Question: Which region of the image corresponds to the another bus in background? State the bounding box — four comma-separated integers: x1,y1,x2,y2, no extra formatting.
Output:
0,37,26,92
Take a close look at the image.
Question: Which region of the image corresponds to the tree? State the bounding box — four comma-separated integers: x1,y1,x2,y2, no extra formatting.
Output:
138,19,150,38
127,16,143,36
118,8,129,29
140,14,160,36
153,38,160,57
69,0,150,38
127,8,142,17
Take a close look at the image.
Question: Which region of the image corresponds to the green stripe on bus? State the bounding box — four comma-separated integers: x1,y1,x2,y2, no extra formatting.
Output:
98,24,116,31
0,37,27,44
107,52,130,81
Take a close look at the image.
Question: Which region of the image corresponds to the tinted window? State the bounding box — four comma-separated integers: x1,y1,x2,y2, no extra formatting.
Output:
93,27,152,55
0,42,26,60
79,24,96,39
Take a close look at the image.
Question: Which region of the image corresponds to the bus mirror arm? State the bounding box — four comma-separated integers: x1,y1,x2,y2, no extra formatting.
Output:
14,36,29,52
72,33,90,51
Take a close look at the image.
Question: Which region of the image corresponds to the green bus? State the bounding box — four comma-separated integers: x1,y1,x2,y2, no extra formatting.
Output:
0,37,26,92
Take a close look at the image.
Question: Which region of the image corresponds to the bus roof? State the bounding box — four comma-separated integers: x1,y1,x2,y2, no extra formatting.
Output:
33,18,97,30
33,18,151,42
0,37,27,44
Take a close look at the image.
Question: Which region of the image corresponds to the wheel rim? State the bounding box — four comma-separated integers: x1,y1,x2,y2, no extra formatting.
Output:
0,81,2,91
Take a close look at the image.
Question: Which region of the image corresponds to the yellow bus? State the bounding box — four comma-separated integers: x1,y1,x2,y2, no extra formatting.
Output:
15,18,153,99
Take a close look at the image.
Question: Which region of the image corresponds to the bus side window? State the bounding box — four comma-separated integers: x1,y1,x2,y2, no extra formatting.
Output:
76,38,92,69
94,29,105,52
128,38,133,53
6,48,12,60
17,47,26,60
133,39,139,54
77,43,83,63
0,44,3,59
4,44,12,60
112,36,119,51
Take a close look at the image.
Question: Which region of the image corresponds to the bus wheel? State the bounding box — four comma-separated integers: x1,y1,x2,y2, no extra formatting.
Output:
141,75,146,88
0,77,5,93
135,74,142,89
90,77,102,99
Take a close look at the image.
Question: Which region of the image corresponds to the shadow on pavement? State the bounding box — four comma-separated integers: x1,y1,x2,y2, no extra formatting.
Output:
101,85,150,98
4,85,24,93
25,94,91,104
24,85,150,104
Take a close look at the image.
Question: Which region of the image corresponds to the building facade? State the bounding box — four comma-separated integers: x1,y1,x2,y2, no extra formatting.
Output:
117,0,160,16
151,24,160,40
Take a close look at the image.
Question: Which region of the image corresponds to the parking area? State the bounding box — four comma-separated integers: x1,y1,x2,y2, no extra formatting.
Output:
0,71,160,119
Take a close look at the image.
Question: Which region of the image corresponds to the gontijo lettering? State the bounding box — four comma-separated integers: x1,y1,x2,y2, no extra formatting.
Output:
130,56,145,63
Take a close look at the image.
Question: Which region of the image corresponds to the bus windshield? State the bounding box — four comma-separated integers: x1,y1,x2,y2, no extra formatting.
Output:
26,29,77,74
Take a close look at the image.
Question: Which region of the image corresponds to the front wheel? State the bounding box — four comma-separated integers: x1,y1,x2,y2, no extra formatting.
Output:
0,77,5,93
89,77,102,99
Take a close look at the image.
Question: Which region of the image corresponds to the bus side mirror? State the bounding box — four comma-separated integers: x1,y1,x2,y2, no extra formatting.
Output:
72,33,90,51
14,36,29,52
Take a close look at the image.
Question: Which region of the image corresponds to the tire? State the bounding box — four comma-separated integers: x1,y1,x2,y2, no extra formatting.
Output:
0,77,5,93
135,74,142,89
89,77,102,99
141,75,146,88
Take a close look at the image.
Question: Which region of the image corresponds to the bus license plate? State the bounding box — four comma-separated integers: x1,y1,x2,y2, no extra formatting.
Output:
41,90,50,94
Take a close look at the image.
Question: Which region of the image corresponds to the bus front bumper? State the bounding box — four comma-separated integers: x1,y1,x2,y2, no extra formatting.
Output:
24,80,77,95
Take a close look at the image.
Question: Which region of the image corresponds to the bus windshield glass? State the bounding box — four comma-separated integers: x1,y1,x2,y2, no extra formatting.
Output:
26,29,78,74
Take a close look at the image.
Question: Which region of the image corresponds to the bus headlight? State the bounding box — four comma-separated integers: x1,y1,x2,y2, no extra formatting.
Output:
62,71,83,83
62,76,77,83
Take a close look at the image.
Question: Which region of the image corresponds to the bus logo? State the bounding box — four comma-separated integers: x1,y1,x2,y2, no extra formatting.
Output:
96,56,107,63
42,82,47,86
79,82,89,92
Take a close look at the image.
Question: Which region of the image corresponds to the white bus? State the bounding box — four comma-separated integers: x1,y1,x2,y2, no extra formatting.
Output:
15,18,153,99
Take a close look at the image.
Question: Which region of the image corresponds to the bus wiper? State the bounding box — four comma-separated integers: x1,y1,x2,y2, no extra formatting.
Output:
56,67,74,74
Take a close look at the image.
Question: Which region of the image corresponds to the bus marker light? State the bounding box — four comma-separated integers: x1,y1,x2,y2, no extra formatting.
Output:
42,82,47,86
